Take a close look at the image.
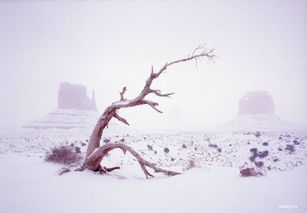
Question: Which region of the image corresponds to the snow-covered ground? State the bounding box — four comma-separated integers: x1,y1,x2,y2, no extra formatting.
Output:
0,126,307,213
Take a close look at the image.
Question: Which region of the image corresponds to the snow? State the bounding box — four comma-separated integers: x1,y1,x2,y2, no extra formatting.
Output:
227,114,296,132
24,109,100,129
0,153,306,213
0,124,307,213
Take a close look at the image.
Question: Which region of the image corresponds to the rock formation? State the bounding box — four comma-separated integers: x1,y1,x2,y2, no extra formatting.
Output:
58,82,97,111
239,91,274,115
25,82,99,129
226,91,292,131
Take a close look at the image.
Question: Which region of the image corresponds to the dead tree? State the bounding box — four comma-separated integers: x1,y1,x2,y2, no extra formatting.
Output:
79,46,215,178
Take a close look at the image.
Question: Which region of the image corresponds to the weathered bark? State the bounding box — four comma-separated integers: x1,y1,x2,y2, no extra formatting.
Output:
81,46,215,178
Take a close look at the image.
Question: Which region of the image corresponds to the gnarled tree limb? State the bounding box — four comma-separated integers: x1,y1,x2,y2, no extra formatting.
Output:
80,142,180,178
82,46,215,178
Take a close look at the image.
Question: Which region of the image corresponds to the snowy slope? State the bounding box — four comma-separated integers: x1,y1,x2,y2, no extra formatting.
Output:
226,114,296,131
24,109,100,129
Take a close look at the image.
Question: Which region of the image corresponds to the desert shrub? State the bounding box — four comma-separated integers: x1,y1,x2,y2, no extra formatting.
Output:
75,146,81,153
293,139,300,145
208,144,218,148
103,138,110,144
45,145,82,165
285,144,295,153
254,131,261,137
185,160,197,170
240,167,263,177
250,148,258,154
147,145,153,150
255,161,264,168
258,150,269,158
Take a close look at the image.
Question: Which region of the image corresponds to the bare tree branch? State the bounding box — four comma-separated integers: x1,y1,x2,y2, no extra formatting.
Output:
82,46,216,178
80,142,180,178
114,112,130,126
150,89,175,98
142,100,163,113
119,86,127,101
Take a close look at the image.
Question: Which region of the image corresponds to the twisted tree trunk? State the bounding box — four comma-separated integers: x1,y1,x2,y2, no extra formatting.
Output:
80,46,215,178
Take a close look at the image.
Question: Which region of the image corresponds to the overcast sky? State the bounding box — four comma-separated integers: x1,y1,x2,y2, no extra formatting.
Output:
0,0,306,129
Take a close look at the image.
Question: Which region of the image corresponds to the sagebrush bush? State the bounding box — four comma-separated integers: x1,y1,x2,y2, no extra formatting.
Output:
240,167,263,177
185,160,197,171
45,145,82,165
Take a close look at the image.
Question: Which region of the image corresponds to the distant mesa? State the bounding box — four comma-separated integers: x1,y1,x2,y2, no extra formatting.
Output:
24,82,99,129
239,91,274,115
58,82,97,111
227,90,291,131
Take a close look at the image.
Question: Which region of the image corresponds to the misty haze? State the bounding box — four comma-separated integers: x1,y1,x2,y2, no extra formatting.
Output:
0,1,306,213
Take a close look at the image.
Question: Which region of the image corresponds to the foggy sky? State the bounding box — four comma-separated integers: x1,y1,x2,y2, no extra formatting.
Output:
0,0,306,129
